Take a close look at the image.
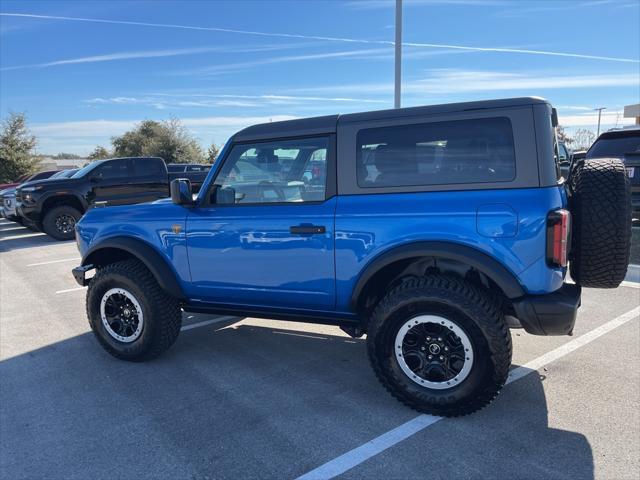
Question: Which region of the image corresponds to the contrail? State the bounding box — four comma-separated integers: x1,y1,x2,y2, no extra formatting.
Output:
2,12,638,63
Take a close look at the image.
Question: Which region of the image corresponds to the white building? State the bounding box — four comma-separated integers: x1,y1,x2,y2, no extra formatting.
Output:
624,103,640,125
37,157,88,171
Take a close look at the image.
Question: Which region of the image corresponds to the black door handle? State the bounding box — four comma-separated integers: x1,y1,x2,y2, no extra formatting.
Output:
290,225,326,235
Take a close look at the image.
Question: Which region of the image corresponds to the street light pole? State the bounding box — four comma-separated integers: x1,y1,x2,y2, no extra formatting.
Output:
595,107,606,137
394,0,402,109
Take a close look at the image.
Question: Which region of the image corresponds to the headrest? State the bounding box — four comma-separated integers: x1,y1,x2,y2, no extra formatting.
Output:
256,151,278,164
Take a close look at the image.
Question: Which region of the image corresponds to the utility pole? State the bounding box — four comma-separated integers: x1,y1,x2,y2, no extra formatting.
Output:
394,0,402,109
595,107,606,136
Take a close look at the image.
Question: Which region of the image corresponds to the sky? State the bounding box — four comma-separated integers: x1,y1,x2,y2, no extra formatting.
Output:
0,0,639,156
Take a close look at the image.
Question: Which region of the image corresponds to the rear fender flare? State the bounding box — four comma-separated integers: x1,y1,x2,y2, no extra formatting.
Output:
350,241,525,312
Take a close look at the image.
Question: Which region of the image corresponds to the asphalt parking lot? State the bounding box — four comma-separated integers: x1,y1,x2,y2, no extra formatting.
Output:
1,218,639,480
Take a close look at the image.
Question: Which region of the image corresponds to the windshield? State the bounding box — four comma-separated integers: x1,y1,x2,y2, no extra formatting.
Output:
71,161,104,178
587,132,640,159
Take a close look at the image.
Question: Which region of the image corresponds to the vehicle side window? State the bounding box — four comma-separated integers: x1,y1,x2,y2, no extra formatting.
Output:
93,159,131,180
31,171,53,181
557,143,568,162
167,165,185,173
356,117,516,187
211,137,329,205
134,158,166,177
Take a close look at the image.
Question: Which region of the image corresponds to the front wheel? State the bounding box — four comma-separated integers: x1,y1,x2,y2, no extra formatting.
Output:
367,275,511,417
42,205,82,240
87,259,182,361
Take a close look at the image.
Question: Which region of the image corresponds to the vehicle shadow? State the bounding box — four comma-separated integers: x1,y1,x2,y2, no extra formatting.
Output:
0,322,594,479
0,225,73,252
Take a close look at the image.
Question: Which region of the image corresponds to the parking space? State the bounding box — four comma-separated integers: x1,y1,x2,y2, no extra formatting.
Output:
1,218,639,480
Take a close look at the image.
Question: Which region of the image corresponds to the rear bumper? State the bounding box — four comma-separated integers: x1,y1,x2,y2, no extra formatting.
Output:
512,283,581,336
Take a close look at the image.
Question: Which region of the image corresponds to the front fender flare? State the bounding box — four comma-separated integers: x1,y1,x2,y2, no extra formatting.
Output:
82,236,186,300
350,241,525,311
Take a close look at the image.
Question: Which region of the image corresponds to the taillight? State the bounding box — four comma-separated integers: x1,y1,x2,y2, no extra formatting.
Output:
546,209,571,267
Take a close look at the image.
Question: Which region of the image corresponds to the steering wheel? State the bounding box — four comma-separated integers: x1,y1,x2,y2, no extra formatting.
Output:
257,181,285,201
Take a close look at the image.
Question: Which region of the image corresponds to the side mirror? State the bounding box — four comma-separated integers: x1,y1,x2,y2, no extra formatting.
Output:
170,178,193,206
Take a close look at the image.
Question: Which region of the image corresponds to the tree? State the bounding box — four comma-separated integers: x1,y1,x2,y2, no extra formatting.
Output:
87,145,111,161
0,112,39,183
111,118,205,164
206,143,220,164
571,129,596,150
556,125,573,147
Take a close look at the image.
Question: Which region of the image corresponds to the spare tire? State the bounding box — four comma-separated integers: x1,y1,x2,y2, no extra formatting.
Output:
568,158,631,288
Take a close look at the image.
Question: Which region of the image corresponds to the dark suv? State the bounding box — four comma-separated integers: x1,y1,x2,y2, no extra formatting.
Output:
16,157,169,240
72,98,631,416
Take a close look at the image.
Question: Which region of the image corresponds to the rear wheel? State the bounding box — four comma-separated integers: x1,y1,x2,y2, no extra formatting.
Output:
87,259,182,361
42,205,82,240
367,275,511,417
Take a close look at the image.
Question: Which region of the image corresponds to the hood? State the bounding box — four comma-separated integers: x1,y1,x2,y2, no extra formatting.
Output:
17,177,80,191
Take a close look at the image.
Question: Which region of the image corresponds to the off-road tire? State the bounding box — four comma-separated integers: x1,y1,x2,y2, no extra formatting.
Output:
569,158,631,288
87,259,182,361
367,275,512,417
42,205,82,240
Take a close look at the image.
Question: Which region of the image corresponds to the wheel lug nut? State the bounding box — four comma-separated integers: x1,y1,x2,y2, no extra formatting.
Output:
444,347,449,351
437,337,442,342
428,355,433,360
439,356,444,361
426,337,431,341
420,347,425,351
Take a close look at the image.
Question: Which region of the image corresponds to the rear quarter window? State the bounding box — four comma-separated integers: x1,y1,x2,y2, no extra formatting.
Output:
135,158,167,176
356,117,516,188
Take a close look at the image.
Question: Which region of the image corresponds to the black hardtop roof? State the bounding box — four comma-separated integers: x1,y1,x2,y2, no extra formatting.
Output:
105,156,165,161
232,97,548,142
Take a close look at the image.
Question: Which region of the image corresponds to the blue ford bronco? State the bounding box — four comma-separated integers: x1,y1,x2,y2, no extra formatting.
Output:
73,97,631,416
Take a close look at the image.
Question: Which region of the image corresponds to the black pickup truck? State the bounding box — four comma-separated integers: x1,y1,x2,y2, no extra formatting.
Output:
16,157,174,240
167,163,211,192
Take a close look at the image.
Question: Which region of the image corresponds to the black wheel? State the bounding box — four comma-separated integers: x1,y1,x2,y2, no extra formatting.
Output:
568,158,632,288
367,275,511,417
86,259,182,362
42,205,82,240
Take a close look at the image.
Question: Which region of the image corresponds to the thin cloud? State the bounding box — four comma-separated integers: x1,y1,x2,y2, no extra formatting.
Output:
410,70,640,94
289,70,640,95
176,48,390,76
86,93,387,110
497,0,638,17
1,12,637,63
30,115,299,155
0,44,305,71
345,0,509,8
559,111,632,128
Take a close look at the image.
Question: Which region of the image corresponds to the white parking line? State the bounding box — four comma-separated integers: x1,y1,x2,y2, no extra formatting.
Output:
297,306,640,480
27,257,80,267
181,315,237,331
0,232,44,241
55,286,86,294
